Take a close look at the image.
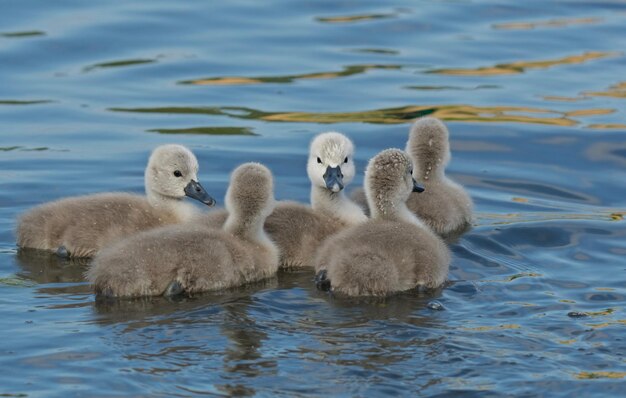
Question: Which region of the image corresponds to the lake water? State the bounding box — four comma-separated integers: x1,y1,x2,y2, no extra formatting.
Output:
1,0,625,396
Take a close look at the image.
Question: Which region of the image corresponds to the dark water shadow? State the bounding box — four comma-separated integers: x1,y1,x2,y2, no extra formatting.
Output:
15,248,90,284
147,126,257,136
1,30,45,38
83,58,156,73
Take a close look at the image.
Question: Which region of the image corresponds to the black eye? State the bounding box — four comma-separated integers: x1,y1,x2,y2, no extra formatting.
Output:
344,157,348,164
173,170,182,177
409,168,413,175
317,157,322,164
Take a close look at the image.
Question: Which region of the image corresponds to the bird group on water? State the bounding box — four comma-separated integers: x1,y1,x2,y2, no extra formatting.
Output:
16,117,473,298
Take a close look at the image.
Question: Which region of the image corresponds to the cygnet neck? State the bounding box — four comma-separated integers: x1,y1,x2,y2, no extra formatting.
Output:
224,209,270,244
311,185,367,226
147,191,196,222
369,193,428,229
414,157,446,183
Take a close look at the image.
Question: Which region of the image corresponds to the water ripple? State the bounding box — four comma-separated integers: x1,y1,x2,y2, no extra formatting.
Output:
110,104,602,126
428,51,620,76
179,64,402,85
492,17,604,31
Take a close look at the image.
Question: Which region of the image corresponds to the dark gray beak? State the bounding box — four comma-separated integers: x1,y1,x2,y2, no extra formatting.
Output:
324,166,344,192
184,180,216,206
412,178,425,193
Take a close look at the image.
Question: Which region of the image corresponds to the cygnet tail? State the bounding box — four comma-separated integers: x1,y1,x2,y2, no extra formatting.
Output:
331,251,399,297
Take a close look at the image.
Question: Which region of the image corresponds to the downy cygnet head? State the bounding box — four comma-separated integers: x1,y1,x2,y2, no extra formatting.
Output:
145,144,216,206
307,132,356,193
365,149,424,216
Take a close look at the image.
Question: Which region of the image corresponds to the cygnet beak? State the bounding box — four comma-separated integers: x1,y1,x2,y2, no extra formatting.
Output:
412,178,425,193
323,166,344,193
184,180,216,206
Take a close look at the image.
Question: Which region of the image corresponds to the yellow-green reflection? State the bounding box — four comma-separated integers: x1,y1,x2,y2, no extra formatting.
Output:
587,123,626,130
462,324,520,332
585,320,626,329
259,105,578,126
83,58,156,72
493,17,603,30
0,276,36,287
576,371,626,380
565,109,614,117
110,105,578,126
147,126,257,136
428,51,618,76
542,95,587,102
110,104,607,126
583,82,626,98
476,208,626,226
584,308,615,317
316,14,395,24
1,30,45,38
179,64,401,85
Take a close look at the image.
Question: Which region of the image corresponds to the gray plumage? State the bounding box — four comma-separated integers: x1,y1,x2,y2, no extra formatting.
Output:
351,117,473,237
199,201,344,269
196,132,366,268
87,163,279,298
315,149,450,297
16,144,214,258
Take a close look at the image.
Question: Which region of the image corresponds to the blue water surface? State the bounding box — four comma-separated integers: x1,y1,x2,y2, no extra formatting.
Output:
1,0,625,396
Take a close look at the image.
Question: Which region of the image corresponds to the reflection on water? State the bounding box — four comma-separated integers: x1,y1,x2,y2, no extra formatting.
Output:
576,371,626,380
428,51,618,76
345,48,399,55
492,17,603,30
587,123,626,130
15,249,88,283
83,58,156,73
315,13,396,24
406,84,499,91
147,126,257,136
1,30,45,38
1,0,625,396
180,64,402,85
112,103,616,126
584,81,626,98
0,100,52,105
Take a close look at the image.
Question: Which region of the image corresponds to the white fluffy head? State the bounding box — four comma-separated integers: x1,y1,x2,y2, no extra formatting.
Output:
306,132,356,192
145,144,200,198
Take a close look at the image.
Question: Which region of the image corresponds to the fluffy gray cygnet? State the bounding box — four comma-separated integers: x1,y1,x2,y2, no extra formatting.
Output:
16,144,215,258
315,149,450,297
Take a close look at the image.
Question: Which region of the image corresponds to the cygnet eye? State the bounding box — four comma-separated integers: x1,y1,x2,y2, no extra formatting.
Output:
173,170,183,177
317,157,322,164
409,168,413,175
344,157,348,163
